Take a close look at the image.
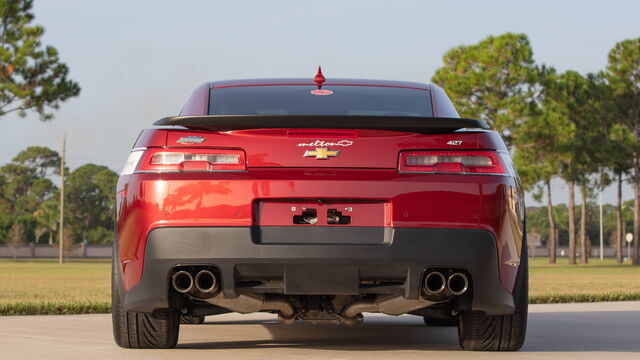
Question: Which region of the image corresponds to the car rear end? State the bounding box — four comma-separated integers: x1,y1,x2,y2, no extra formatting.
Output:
113,78,527,350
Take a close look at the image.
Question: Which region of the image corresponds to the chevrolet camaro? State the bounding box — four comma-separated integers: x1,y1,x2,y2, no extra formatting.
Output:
112,68,528,351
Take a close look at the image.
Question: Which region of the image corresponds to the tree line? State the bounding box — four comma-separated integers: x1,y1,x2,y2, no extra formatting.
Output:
432,33,640,265
527,201,634,259
0,146,118,254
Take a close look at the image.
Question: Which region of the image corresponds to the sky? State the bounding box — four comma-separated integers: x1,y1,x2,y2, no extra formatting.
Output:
1,0,639,206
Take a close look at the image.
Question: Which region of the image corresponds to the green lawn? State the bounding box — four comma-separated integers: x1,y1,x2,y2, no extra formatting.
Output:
0,259,111,315
529,257,640,303
1,258,639,315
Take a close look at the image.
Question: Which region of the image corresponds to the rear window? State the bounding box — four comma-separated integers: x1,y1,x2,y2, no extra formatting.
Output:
209,85,433,117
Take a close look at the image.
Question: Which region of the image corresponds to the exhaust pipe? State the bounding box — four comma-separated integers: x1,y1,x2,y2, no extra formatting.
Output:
341,294,435,323
205,293,296,321
172,270,194,293
194,270,219,294
447,273,469,295
423,271,446,295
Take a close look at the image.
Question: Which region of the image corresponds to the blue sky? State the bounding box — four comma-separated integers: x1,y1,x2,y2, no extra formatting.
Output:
1,0,639,205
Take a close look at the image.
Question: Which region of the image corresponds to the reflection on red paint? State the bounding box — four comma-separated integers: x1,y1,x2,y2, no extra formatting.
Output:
310,89,333,95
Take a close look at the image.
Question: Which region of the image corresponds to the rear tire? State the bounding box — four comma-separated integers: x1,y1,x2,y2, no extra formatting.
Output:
457,246,528,351
112,260,180,349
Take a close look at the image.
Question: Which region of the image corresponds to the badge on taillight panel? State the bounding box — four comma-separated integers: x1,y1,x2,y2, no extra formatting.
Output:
176,136,206,144
303,147,340,160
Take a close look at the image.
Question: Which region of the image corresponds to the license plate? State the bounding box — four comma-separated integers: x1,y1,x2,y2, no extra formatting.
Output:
256,200,391,227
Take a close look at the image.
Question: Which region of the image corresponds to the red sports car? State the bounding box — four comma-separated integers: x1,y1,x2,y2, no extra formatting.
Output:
112,69,528,351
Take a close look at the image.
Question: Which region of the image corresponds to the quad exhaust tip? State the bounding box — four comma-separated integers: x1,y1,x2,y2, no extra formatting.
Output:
194,270,219,294
423,271,446,295
172,270,194,293
447,272,469,296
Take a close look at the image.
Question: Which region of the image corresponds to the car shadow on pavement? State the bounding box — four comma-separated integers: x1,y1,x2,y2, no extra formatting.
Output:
178,311,640,353
181,316,459,351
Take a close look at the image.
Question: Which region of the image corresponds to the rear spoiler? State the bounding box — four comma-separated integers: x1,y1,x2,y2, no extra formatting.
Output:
154,115,490,133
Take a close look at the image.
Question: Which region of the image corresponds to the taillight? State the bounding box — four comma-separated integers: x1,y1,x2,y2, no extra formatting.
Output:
398,150,507,175
120,150,144,175
136,148,246,173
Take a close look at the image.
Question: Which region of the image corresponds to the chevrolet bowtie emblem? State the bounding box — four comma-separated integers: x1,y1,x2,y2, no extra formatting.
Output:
303,147,340,160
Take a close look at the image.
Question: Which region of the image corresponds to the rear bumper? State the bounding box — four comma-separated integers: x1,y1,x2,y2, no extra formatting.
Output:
122,226,515,315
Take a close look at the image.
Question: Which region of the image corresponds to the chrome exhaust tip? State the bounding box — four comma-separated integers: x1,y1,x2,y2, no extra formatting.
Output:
424,271,446,295
172,270,194,293
447,273,469,296
194,270,219,294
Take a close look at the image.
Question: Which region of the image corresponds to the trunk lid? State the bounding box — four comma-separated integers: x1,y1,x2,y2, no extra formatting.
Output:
164,128,492,168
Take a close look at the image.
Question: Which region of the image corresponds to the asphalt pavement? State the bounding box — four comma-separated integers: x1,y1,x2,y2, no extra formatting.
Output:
1,301,639,359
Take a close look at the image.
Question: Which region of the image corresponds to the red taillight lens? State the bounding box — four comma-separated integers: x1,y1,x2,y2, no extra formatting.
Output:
398,150,506,174
136,148,246,173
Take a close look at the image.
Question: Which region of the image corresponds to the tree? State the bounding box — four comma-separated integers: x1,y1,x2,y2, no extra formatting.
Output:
0,163,56,212
543,71,605,264
0,145,119,246
9,146,61,243
12,146,60,177
6,221,25,259
0,163,34,207
0,147,59,245
605,38,640,265
512,105,560,263
431,32,541,144
66,164,117,244
574,73,610,264
0,163,42,213
597,70,634,264
0,0,80,121
607,123,634,263
33,195,58,244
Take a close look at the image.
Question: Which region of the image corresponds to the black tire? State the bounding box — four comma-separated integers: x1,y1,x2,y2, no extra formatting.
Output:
457,246,528,351
423,317,457,327
180,315,205,324
112,260,180,349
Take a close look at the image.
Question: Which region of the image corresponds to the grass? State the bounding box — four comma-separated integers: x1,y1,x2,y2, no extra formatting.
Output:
529,257,640,303
0,257,639,315
0,259,110,315
0,302,111,316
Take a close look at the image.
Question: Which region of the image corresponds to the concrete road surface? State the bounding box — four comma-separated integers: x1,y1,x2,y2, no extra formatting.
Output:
1,301,639,359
